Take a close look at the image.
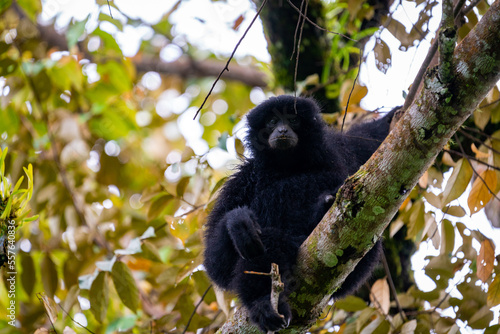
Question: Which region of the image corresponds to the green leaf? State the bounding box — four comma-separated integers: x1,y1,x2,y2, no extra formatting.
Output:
334,295,367,312
440,219,454,256
111,261,139,312
20,252,36,296
441,158,473,208
16,0,41,21
209,176,228,200
147,193,174,220
176,177,190,197
107,315,138,333
141,241,163,262
98,12,123,30
0,0,12,15
468,305,493,329
92,28,123,56
90,271,109,323
67,15,90,49
62,285,80,314
0,58,18,76
41,254,58,298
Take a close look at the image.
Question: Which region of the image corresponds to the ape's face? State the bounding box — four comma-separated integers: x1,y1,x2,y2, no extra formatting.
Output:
246,96,324,154
265,113,301,150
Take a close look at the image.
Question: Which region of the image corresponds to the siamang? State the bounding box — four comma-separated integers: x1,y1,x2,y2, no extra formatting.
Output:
203,95,395,333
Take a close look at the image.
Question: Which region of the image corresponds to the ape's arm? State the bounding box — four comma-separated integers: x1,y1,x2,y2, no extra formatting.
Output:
203,163,261,289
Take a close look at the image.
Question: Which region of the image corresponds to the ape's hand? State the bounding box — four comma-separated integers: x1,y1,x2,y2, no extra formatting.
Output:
225,206,265,260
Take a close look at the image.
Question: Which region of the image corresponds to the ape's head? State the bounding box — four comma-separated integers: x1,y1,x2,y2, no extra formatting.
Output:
246,96,326,156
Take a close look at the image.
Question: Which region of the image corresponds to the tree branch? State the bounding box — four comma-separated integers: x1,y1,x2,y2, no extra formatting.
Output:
218,1,500,332
13,4,267,87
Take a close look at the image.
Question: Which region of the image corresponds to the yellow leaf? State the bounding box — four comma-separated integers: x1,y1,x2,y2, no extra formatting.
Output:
477,239,495,282
442,151,456,167
468,169,497,214
419,171,428,188
442,159,473,208
487,275,500,307
471,143,490,159
370,278,390,315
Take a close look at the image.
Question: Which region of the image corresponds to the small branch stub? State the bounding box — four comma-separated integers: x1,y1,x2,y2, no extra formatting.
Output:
244,263,285,334
269,263,284,334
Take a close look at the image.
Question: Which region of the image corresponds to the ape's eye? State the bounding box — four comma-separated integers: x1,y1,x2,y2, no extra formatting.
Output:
267,117,278,127
289,116,300,125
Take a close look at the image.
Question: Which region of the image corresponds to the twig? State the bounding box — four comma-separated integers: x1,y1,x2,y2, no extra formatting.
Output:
286,0,355,41
106,0,113,18
453,134,500,203
381,252,407,321
458,129,500,156
341,48,363,133
462,126,500,142
290,0,306,61
58,302,96,334
193,0,268,120
443,149,500,172
293,0,309,93
183,285,213,334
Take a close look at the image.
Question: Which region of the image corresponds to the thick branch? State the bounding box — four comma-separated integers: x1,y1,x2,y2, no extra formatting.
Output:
13,5,267,87
219,1,500,332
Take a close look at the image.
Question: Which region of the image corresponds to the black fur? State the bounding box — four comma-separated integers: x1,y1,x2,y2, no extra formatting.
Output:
203,95,395,332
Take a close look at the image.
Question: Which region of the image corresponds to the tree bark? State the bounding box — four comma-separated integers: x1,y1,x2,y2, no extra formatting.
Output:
217,0,500,332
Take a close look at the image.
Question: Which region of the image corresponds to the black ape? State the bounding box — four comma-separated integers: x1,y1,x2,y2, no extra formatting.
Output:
203,96,395,333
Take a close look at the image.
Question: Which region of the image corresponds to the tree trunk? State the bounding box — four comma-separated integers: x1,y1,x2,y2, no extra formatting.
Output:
217,0,500,332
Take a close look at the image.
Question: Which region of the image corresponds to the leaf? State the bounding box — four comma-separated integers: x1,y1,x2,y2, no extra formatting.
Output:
335,295,367,312
407,200,425,240
41,254,59,298
440,219,454,256
111,261,139,312
99,12,123,31
141,241,163,263
62,285,80,316
90,271,109,322
209,176,228,200
443,205,466,217
471,143,490,159
0,0,12,15
0,58,18,76
468,169,497,214
16,0,41,21
477,239,495,282
235,138,245,157
38,293,58,324
232,15,244,30
374,39,391,74
487,275,500,307
20,252,36,296
370,278,390,315
401,319,417,334
474,108,491,130
441,158,473,208
67,15,90,49
419,170,428,188
468,305,493,329
176,176,190,197
181,146,195,162
147,193,174,220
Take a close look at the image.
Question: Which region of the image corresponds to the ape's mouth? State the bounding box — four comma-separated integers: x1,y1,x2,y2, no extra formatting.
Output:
269,136,298,150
